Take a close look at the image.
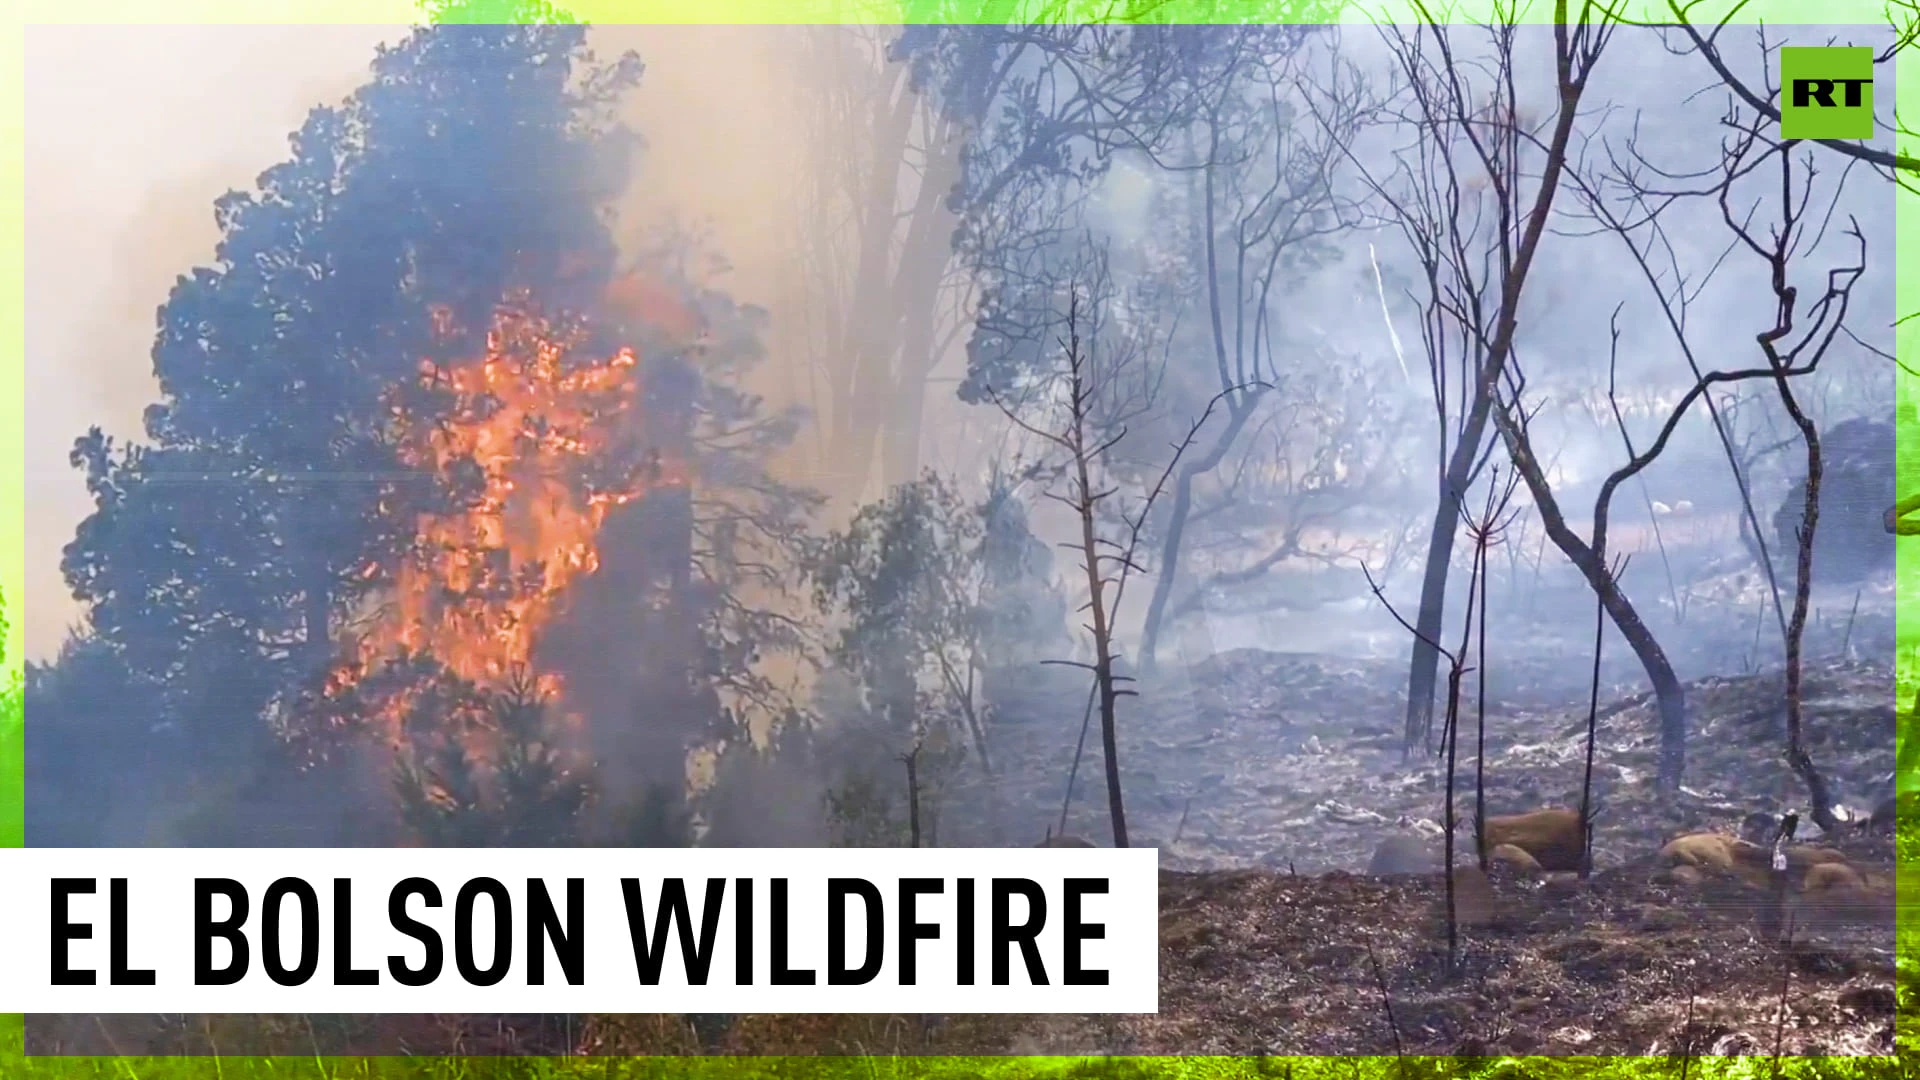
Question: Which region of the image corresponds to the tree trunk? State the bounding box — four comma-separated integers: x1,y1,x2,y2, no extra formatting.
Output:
1779,390,1838,832
1137,472,1195,678
1589,571,1688,793
1497,427,1689,788
1071,382,1128,849
904,748,922,848
1392,13,1598,760
1138,403,1257,675
1405,478,1464,755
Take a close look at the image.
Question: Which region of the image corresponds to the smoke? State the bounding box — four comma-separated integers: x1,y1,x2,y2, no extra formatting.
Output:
23,22,1902,855
22,21,908,651
24,24,411,660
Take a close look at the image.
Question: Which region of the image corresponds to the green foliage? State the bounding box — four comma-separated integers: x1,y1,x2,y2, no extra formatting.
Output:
22,632,166,845
421,0,579,23
57,21,644,788
614,782,696,847
808,472,983,724
806,472,996,841
0,589,19,849
394,668,592,847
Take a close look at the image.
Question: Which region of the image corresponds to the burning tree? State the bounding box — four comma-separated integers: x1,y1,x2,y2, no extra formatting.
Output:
50,21,811,846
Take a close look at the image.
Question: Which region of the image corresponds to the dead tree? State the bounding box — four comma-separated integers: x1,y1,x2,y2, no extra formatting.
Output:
1659,2,1920,192
1314,0,1616,755
1565,90,1871,809
988,282,1255,848
1130,26,1373,675
902,745,923,848
1580,553,1628,881
1464,467,1523,870
1730,150,1867,833
1364,469,1517,971
1362,530,1480,975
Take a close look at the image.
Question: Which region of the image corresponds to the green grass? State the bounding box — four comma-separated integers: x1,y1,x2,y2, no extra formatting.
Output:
0,679,19,850
3,1017,1914,1080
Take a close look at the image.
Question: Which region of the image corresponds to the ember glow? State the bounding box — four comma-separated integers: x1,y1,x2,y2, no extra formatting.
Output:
312,280,695,752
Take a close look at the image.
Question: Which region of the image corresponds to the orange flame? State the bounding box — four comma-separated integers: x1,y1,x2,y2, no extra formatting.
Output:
316,281,699,754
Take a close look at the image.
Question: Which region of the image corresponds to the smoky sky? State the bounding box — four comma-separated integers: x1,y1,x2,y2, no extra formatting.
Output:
25,25,410,660
22,22,1898,665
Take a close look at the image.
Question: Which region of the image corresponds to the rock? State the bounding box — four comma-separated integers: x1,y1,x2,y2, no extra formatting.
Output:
1773,417,1895,584
1837,985,1897,1017
1660,831,1757,874
1667,864,1707,888
1488,842,1544,876
1485,808,1585,872
1366,834,1439,875
1803,861,1865,892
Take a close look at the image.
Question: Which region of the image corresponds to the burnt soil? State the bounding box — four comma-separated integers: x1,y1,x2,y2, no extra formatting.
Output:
39,651,1909,1060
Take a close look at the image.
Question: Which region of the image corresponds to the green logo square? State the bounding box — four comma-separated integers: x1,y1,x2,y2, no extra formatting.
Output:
1779,46,1875,140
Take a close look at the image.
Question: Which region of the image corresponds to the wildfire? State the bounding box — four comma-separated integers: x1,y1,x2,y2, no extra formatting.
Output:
309,277,697,755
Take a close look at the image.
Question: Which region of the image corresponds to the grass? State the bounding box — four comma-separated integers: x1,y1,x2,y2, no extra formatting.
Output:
2,1018,1915,1080
2,666,20,850
4,1014,1917,1080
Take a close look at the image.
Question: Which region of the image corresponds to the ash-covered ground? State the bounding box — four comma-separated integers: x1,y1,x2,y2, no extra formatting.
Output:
945,566,1900,873
848,564,1905,1058
577,564,1909,1059
32,568,1907,1060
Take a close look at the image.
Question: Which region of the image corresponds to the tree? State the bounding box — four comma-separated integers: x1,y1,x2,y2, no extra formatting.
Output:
25,632,162,846
805,471,995,843
394,666,594,847
777,19,1216,502
1656,1,1916,809
921,25,1383,674
1326,1,1614,756
987,281,1245,848
776,26,975,499
1121,26,1372,674
60,23,643,801
49,21,815,847
1570,78,1876,821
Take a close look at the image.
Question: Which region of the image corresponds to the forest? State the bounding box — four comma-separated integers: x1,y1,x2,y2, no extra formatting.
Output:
21,0,1918,1060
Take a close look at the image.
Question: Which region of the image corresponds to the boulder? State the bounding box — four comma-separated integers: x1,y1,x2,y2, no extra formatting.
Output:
1773,417,1895,584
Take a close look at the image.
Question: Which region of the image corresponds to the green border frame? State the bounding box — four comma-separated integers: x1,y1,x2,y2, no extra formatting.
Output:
2,0,1914,1075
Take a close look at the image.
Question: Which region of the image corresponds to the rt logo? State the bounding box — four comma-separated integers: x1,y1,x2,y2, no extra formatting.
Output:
1779,46,1874,140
